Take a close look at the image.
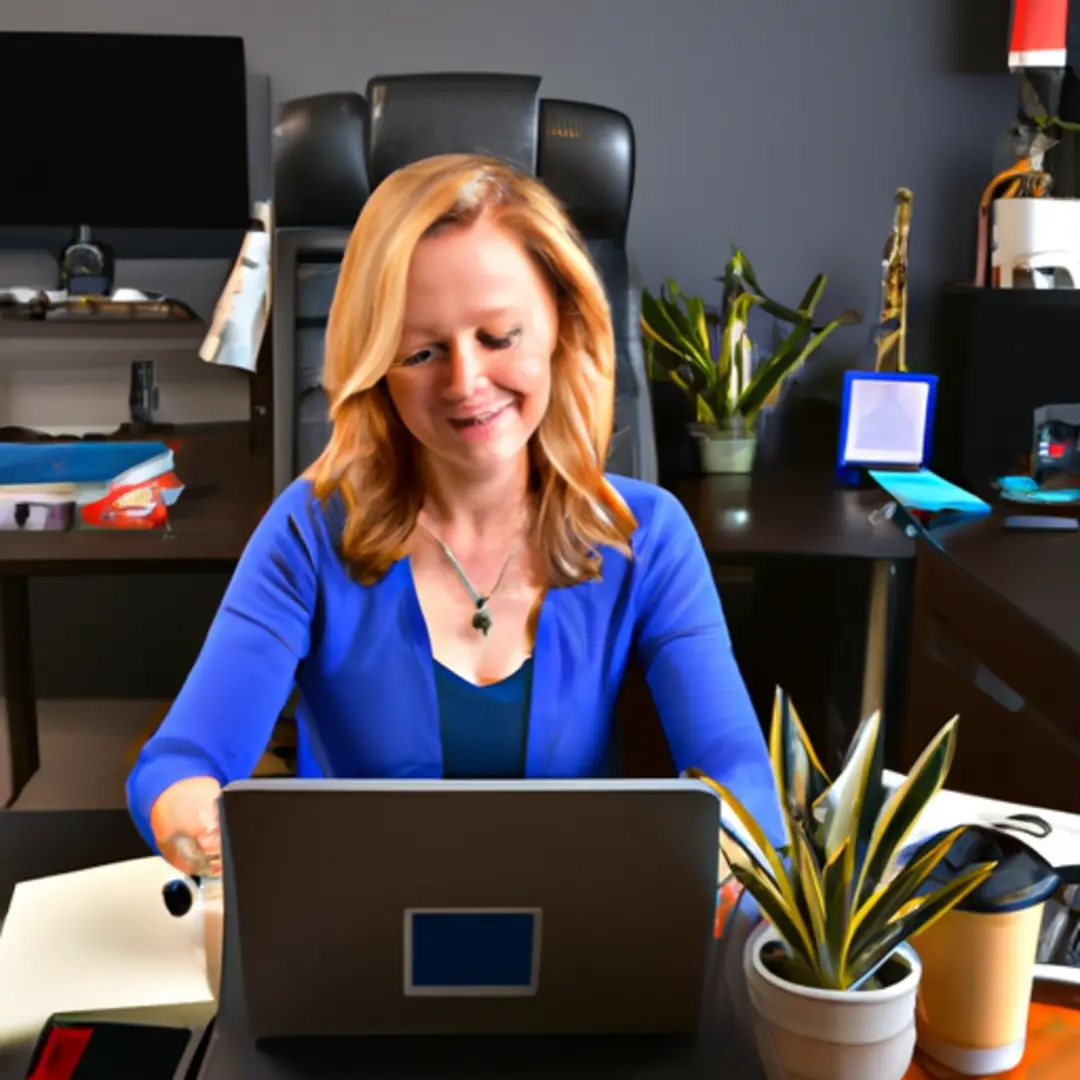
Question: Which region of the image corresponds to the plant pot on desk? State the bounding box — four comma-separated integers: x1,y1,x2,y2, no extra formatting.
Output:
691,420,757,474
744,923,921,1080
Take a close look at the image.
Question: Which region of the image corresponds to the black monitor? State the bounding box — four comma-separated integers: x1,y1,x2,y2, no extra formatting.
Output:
0,32,250,233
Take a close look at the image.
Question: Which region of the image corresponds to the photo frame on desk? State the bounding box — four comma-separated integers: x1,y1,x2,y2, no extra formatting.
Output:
836,370,939,487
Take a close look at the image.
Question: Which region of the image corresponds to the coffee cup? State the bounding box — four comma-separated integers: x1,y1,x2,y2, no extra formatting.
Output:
911,826,1059,1075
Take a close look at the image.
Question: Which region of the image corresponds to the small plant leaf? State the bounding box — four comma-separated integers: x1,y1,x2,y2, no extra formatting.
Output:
769,689,830,827
853,716,959,911
759,941,822,988
795,273,828,320
815,710,881,869
720,823,819,976
847,825,971,966
822,835,855,981
791,823,831,983
846,861,996,988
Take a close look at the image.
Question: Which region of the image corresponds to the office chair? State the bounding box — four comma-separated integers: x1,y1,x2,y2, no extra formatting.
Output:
271,72,657,492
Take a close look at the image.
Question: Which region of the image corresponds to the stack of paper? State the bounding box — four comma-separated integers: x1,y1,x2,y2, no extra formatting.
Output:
0,857,214,1049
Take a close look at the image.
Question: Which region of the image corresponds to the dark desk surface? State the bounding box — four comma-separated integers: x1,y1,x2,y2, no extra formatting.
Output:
667,473,915,561
0,424,269,573
922,509,1080,660
0,811,767,1080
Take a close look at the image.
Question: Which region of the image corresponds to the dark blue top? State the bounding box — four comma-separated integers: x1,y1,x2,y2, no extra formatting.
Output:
435,659,532,779
126,474,784,850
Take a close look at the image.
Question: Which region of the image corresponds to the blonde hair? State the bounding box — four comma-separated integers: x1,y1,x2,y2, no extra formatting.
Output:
310,153,637,587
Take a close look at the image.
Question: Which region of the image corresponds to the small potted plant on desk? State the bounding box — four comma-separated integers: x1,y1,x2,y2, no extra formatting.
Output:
691,691,995,1080
641,251,859,474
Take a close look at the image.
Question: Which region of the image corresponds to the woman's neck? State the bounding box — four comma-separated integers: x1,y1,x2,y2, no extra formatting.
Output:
419,453,532,545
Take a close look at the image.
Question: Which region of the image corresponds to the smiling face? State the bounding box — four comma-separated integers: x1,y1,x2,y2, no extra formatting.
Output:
385,213,558,481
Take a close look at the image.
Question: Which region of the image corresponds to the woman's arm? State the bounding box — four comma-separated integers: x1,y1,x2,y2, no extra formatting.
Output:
126,482,322,849
632,489,785,848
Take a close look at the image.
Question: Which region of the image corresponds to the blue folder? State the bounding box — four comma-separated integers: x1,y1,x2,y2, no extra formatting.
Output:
868,469,991,515
0,442,171,488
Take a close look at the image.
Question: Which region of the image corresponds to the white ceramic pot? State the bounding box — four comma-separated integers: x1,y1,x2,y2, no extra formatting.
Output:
692,423,757,474
743,924,921,1080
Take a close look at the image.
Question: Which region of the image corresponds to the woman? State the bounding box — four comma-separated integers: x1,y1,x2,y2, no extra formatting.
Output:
128,153,782,872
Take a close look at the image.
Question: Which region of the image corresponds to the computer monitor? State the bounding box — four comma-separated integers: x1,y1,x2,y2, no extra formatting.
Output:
216,779,721,1040
838,370,939,473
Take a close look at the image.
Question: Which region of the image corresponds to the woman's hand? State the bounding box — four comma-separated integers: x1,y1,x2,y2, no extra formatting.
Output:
149,776,223,876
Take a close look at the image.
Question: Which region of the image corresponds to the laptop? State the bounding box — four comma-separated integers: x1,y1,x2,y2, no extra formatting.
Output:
837,370,989,515
216,779,721,1040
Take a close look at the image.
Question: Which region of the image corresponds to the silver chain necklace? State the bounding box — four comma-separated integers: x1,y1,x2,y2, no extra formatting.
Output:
418,522,520,637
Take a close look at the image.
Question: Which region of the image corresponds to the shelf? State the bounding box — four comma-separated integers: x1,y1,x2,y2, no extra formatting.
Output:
0,320,208,356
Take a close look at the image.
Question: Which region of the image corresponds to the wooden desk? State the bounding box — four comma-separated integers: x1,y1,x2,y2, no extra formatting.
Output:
902,510,1080,810
660,473,916,776
0,424,271,806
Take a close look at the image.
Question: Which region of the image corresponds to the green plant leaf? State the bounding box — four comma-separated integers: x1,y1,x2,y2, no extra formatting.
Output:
718,291,759,393
759,941,821,988
791,823,831,983
852,716,960,914
795,274,828,320
846,825,971,967
721,830,819,975
846,861,996,988
769,689,830,828
822,835,855,982
690,770,794,905
814,710,881,870
659,285,712,364
640,296,715,391
737,308,860,421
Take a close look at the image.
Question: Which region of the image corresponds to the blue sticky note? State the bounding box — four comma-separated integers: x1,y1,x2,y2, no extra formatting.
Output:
869,469,990,515
404,908,540,996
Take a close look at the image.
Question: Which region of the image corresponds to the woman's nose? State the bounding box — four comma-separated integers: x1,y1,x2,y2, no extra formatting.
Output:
445,341,489,400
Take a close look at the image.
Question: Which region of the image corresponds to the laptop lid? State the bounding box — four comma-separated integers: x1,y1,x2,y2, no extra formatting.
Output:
837,370,938,472
216,779,721,1040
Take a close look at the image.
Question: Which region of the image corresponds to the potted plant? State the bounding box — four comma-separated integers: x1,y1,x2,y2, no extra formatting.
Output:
690,690,995,1080
641,251,859,474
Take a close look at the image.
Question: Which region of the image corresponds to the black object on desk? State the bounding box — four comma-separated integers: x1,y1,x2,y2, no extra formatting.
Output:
24,1019,194,1080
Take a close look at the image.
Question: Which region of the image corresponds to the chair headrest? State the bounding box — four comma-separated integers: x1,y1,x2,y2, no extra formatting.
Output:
538,99,634,245
365,72,542,188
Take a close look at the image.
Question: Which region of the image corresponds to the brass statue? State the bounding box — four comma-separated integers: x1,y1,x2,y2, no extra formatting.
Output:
874,188,913,374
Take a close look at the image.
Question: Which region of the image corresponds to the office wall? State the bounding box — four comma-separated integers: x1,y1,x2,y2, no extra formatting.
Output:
0,0,1018,697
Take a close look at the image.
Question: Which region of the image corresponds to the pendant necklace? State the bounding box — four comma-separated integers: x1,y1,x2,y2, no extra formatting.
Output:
419,523,520,637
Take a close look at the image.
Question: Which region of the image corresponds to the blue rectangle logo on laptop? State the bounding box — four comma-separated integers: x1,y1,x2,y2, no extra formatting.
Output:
403,907,542,997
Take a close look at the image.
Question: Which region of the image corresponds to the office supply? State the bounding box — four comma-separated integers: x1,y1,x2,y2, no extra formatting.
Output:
0,856,213,1050
838,370,937,473
868,469,990,515
1005,514,1079,530
217,778,721,1038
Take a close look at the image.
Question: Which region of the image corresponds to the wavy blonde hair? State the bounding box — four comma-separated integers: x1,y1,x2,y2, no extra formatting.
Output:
309,153,637,587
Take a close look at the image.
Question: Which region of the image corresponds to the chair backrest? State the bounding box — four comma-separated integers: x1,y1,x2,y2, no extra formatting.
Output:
272,73,656,488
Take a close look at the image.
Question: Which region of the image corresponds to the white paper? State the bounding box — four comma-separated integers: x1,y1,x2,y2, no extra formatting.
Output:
0,856,214,1049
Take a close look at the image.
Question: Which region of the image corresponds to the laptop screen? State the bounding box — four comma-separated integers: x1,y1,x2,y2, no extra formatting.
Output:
839,371,938,469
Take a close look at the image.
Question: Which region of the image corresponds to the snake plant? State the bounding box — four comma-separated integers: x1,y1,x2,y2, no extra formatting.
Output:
690,689,996,992
641,250,860,428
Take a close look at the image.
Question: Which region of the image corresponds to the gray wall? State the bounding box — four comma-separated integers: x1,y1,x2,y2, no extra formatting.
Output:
2,0,1018,698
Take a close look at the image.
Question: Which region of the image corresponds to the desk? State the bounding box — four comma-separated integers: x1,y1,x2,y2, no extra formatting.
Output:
663,473,915,775
4,780,1077,1080
0,424,271,807
902,508,1080,811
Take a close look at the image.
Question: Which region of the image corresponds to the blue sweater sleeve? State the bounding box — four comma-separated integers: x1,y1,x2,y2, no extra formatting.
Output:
632,489,785,849
126,480,322,849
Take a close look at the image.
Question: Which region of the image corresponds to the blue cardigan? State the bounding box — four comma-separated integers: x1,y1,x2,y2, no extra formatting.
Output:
127,475,783,849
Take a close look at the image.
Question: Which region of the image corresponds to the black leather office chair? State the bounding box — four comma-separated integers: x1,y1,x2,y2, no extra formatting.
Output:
271,73,657,491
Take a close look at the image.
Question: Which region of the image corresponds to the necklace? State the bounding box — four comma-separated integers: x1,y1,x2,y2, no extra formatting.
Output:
419,523,520,637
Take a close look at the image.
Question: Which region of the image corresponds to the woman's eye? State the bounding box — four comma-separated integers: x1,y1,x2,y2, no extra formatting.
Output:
479,328,521,350
401,346,440,368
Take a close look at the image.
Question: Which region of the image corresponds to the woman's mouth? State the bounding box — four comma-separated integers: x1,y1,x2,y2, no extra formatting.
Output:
448,402,514,439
